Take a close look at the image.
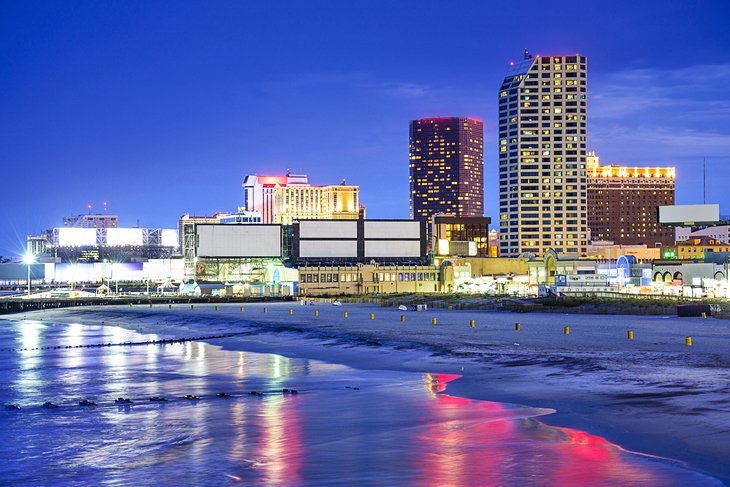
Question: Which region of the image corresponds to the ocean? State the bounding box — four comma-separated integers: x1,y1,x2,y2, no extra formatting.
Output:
0,318,720,486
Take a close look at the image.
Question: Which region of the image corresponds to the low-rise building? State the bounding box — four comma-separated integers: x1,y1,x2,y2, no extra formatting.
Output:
298,263,450,296
431,215,491,257
674,238,730,261
587,240,660,262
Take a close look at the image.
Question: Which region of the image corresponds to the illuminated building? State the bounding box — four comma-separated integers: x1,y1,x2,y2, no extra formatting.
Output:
586,152,675,246
27,227,178,263
431,215,491,257
242,173,360,224
409,117,484,221
499,52,588,256
179,212,247,277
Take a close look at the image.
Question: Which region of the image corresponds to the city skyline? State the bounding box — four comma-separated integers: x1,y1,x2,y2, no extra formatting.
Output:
2,1,730,256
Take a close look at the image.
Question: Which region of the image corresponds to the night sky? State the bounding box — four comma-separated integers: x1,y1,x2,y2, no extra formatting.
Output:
2,1,729,256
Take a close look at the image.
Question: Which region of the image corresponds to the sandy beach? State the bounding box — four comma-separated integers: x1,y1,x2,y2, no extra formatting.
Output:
9,302,730,484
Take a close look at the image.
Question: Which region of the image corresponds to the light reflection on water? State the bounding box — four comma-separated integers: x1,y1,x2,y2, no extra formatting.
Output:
0,320,720,486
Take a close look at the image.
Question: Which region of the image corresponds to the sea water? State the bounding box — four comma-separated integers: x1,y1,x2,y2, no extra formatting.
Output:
0,319,720,486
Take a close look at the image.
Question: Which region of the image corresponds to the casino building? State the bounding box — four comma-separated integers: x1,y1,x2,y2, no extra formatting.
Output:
586,152,675,246
409,117,484,222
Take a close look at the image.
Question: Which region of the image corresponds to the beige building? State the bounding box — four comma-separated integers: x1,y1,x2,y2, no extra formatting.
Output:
499,53,588,257
273,184,359,224
437,257,530,278
242,174,359,225
298,263,453,296
674,238,730,260
587,240,661,262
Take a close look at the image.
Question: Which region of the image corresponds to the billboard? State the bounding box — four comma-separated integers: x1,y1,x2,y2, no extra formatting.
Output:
161,229,179,248
299,240,357,258
58,228,96,247
364,220,421,239
196,225,281,258
298,220,357,239
107,228,144,246
294,219,426,260
658,204,720,225
364,240,421,258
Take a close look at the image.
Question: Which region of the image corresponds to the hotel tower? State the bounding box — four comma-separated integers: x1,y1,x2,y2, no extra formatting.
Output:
498,52,588,256
409,117,484,221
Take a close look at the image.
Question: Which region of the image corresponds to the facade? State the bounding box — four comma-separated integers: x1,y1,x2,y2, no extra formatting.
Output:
63,213,119,228
180,217,285,282
298,263,450,295
219,211,262,224
0,259,185,287
409,117,484,221
27,227,178,263
179,213,230,267
498,52,588,256
673,238,730,261
586,152,675,246
431,215,491,257
242,173,359,225
292,219,427,265
586,240,661,262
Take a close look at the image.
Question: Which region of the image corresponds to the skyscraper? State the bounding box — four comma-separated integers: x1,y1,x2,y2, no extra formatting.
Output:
498,52,588,256
586,152,675,246
409,117,484,221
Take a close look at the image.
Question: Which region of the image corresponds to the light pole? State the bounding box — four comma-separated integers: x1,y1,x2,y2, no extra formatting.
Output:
23,251,35,296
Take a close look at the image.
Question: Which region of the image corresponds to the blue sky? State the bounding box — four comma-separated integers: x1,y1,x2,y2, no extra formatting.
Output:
2,0,730,256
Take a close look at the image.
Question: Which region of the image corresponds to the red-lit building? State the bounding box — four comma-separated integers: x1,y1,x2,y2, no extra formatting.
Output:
409,117,484,221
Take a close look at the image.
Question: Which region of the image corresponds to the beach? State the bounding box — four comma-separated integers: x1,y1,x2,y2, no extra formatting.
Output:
5,302,730,484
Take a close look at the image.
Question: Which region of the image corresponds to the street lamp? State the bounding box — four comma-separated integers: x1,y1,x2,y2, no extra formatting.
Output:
23,251,35,296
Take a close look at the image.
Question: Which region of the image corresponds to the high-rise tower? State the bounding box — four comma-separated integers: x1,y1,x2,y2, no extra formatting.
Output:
498,52,588,256
409,117,484,221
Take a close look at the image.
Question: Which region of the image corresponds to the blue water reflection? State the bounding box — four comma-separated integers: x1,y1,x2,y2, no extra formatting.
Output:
0,320,719,486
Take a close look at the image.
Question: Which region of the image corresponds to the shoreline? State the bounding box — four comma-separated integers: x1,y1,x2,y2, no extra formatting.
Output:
6,302,730,484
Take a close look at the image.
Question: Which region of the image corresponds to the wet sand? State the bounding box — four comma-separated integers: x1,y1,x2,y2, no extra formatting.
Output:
10,302,730,484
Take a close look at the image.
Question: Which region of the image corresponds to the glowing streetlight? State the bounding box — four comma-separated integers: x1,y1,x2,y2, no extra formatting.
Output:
23,251,35,296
